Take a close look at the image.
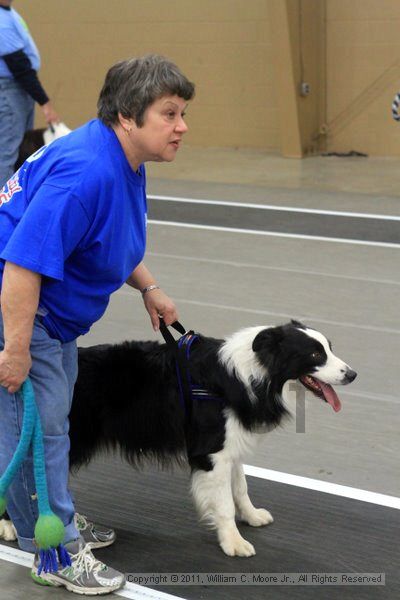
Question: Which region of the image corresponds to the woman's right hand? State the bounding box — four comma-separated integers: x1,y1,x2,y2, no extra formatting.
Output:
0,349,32,394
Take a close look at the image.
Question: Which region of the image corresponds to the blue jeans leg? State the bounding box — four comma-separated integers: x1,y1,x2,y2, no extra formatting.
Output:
0,315,79,552
0,78,35,187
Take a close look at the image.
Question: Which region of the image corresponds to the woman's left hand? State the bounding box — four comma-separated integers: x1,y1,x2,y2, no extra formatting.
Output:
41,101,60,125
142,288,178,331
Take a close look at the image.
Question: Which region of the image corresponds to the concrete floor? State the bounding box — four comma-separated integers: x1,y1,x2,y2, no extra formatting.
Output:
1,147,399,598
93,226,399,496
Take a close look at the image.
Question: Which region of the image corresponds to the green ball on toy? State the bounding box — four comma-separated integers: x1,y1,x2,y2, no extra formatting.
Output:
34,513,65,550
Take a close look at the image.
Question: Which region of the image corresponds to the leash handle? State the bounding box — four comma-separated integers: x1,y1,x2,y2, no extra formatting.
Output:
159,318,186,348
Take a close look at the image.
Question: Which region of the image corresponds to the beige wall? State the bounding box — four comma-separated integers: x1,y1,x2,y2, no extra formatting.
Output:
14,0,278,150
269,0,326,157
326,0,400,156
12,0,400,155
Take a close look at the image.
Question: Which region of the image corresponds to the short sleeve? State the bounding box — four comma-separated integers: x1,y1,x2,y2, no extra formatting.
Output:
0,184,90,280
0,25,24,56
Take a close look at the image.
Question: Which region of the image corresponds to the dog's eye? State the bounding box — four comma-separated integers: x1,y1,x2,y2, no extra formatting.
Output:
311,352,322,360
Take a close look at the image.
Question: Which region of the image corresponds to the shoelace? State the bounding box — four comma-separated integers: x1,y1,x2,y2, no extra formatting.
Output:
74,512,91,530
68,544,106,581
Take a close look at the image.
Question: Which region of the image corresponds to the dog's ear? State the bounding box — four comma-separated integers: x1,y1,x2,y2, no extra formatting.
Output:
291,319,306,329
252,326,284,353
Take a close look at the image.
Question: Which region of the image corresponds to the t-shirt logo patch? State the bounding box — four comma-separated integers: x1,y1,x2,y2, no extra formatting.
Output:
27,145,48,163
0,172,22,208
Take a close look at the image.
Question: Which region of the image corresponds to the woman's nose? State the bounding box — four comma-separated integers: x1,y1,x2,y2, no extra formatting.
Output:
176,117,188,134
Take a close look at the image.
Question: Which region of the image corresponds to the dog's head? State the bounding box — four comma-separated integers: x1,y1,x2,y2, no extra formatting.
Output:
251,320,356,412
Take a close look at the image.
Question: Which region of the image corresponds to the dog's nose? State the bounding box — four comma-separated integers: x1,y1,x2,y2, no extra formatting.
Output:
344,369,357,383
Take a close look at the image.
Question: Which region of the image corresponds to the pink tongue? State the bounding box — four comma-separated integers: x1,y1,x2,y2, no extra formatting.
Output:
319,381,342,412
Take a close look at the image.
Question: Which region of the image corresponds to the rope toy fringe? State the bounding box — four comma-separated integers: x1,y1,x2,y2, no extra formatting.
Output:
0,378,71,574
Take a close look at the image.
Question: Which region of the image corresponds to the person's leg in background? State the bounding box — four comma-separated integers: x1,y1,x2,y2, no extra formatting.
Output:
0,315,79,552
0,79,34,187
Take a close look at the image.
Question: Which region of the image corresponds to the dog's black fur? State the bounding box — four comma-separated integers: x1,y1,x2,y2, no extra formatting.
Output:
68,331,287,473
68,319,355,473
14,129,46,171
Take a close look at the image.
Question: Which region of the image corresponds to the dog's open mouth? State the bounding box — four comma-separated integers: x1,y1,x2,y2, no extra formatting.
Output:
299,376,342,412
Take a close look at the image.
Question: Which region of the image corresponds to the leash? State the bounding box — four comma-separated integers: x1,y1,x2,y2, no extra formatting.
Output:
0,378,71,575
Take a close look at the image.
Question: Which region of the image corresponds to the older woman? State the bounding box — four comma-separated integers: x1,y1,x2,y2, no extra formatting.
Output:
0,54,195,595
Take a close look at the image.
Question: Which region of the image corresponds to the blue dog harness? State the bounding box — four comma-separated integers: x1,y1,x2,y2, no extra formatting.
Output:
176,332,222,409
159,320,227,461
159,320,222,418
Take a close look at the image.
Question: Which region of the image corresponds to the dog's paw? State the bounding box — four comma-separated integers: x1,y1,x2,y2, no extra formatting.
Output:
243,508,274,527
0,519,17,541
220,533,256,557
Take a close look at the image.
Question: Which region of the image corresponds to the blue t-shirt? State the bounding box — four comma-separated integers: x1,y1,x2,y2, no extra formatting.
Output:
0,7,40,77
0,119,147,342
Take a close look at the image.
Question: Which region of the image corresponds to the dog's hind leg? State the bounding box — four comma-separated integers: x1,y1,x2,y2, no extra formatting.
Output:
231,462,274,527
191,456,256,557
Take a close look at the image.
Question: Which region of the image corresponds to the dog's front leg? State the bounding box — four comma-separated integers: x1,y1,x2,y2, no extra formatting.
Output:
232,462,274,527
191,456,256,557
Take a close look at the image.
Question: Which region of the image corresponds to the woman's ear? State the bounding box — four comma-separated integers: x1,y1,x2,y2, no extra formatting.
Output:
117,112,135,133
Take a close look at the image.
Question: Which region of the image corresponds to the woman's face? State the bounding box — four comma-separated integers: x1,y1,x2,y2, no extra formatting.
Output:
128,95,189,164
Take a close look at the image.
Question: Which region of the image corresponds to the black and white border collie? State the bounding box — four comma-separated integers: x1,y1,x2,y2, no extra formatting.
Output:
0,320,356,557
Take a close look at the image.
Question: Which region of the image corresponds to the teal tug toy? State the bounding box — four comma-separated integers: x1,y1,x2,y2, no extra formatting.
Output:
0,378,71,574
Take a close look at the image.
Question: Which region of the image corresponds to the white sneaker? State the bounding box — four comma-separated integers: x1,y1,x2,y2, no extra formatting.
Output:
74,513,116,549
31,537,125,595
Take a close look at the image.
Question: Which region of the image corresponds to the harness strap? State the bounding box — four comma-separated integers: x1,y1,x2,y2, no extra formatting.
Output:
159,319,221,417
159,320,225,460
159,319,193,420
178,333,220,401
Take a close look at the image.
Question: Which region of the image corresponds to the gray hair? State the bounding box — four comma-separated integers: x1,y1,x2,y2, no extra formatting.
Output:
97,54,195,127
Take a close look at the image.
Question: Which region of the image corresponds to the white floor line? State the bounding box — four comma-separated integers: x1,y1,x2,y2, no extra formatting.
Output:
169,296,400,336
148,220,400,249
115,583,185,600
116,288,399,335
243,465,400,510
0,544,31,568
148,194,400,221
339,388,400,405
0,544,186,600
146,251,400,287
